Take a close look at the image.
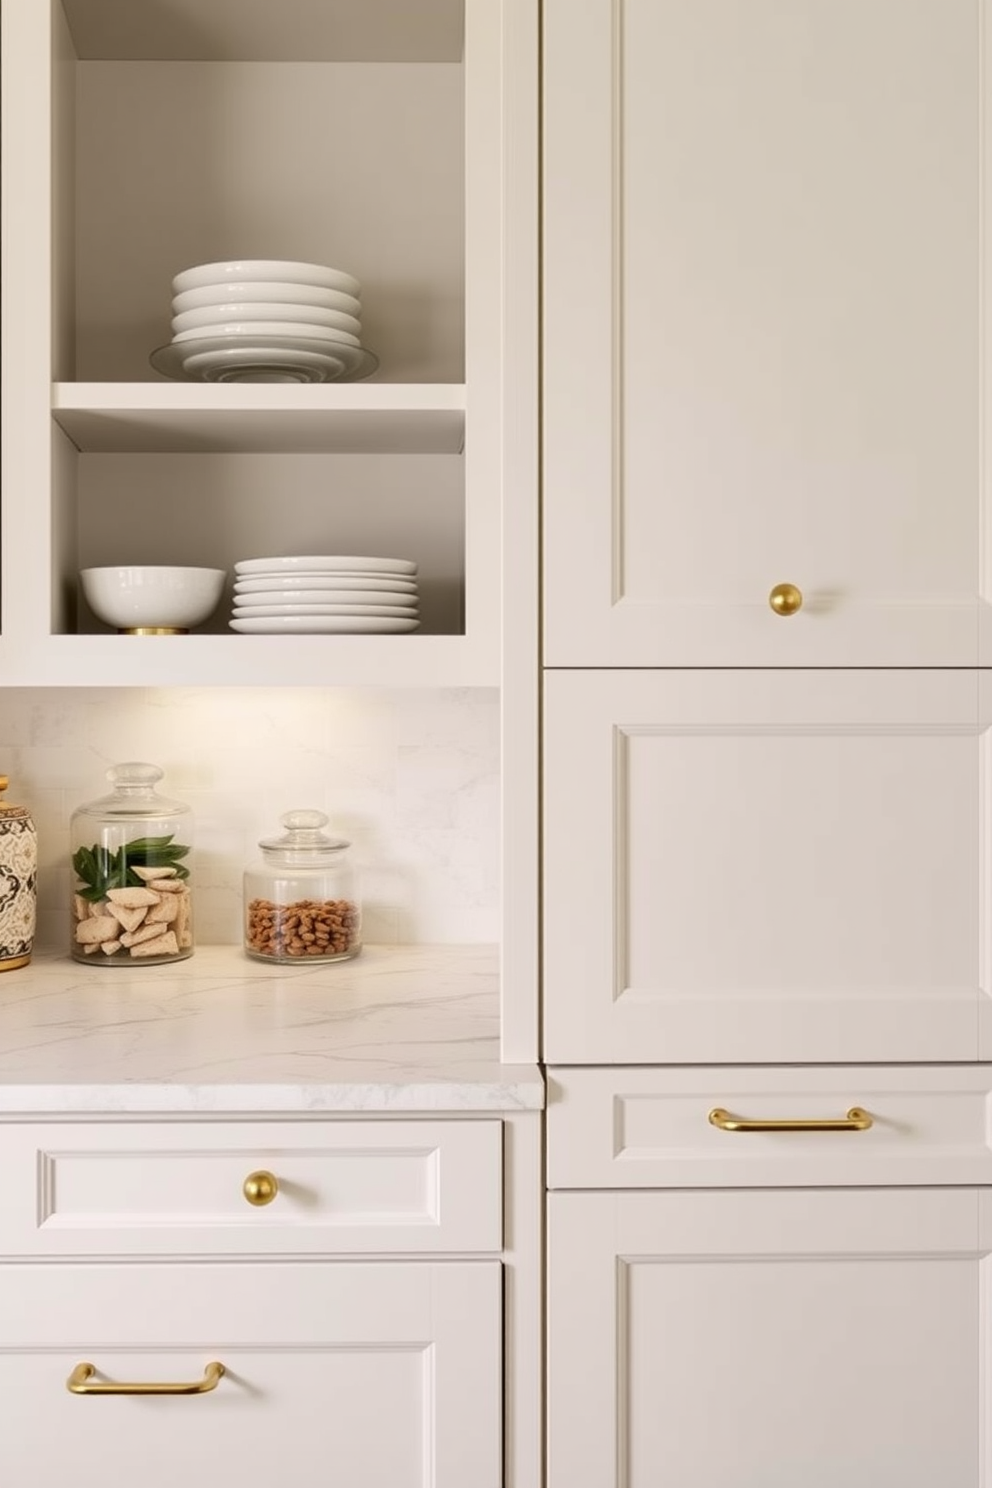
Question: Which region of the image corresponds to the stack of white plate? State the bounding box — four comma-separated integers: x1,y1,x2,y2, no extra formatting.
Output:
150,260,378,384
231,556,420,633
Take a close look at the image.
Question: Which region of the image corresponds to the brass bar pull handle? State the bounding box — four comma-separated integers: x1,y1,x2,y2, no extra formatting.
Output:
708,1106,872,1133
67,1361,225,1396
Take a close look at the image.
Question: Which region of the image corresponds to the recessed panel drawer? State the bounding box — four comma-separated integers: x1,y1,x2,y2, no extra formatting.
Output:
0,1119,503,1256
547,1067,992,1188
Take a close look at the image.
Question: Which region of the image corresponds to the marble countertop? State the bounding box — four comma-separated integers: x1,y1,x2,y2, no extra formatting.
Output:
0,944,544,1114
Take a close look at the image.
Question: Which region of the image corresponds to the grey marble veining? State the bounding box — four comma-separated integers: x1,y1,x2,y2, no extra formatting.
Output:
0,944,544,1113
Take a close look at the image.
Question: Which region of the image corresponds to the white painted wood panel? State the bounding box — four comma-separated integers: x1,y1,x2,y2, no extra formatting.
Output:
0,1119,502,1256
548,1189,992,1488
0,1260,501,1488
544,0,992,666
547,1066,992,1189
544,669,992,1064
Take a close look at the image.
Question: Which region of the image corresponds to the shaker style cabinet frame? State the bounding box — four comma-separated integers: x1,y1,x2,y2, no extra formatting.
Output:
544,667,992,1065
548,1188,992,1488
0,1260,502,1488
0,0,538,688
543,0,992,667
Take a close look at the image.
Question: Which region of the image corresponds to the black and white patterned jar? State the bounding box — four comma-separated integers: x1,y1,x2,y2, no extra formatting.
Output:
0,776,37,972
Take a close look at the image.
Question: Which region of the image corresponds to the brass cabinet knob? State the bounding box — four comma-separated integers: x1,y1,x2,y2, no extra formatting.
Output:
242,1170,279,1206
768,582,803,616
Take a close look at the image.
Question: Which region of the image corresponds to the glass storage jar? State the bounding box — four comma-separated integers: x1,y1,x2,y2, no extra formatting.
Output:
70,762,193,966
244,810,362,964
0,774,37,972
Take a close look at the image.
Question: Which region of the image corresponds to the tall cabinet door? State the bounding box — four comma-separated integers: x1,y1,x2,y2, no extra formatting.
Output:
543,0,991,667
548,1188,992,1488
544,668,992,1064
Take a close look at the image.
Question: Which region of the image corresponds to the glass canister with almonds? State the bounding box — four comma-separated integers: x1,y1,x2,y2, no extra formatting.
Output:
70,762,194,965
244,809,362,964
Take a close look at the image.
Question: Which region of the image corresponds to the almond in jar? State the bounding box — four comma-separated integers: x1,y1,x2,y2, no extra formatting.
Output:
244,810,361,964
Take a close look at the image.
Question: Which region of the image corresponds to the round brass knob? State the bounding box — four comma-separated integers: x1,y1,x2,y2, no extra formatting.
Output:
768,583,803,617
242,1170,279,1207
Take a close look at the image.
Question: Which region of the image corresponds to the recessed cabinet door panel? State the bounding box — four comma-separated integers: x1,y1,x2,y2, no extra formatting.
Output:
544,669,992,1064
544,0,990,666
0,1261,501,1488
548,1189,991,1488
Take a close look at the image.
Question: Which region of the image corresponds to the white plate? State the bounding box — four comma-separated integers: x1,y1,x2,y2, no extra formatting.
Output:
232,604,419,618
230,615,420,634
235,555,417,576
150,337,378,384
172,303,362,336
234,574,417,595
173,260,361,296
233,589,419,607
172,283,362,315
172,321,361,347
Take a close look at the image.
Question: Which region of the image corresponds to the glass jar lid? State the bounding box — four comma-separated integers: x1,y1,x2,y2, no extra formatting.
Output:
258,810,350,864
76,762,188,818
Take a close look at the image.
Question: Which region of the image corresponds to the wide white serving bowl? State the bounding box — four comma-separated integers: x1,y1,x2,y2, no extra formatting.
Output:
81,566,226,631
171,303,362,336
172,320,361,347
172,282,362,314
172,260,361,296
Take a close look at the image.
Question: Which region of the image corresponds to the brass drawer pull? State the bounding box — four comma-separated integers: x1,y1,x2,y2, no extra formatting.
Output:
243,1169,279,1206
67,1361,225,1396
708,1106,872,1133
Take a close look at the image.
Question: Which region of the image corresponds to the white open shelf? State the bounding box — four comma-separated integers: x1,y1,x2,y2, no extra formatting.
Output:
0,633,492,688
1,0,508,689
53,384,467,455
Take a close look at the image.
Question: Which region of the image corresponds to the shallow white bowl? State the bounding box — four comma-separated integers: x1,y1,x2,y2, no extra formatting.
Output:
235,555,417,576
172,282,361,314
172,260,361,296
232,589,419,608
171,303,362,336
172,321,361,347
81,566,226,631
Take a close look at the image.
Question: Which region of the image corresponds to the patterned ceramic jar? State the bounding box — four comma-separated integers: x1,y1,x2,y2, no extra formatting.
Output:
0,775,37,971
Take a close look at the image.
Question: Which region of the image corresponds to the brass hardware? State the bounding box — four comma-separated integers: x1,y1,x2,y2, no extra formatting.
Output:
708,1106,872,1133
67,1361,225,1396
120,627,188,636
243,1169,279,1206
768,582,803,616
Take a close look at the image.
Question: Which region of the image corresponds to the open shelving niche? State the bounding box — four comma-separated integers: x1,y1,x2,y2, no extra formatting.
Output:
1,0,506,687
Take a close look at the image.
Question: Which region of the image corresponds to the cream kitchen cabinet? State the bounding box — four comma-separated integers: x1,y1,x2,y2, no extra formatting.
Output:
0,1260,501,1488
0,0,538,688
543,0,991,668
0,1109,532,1488
547,1186,991,1488
544,666,992,1065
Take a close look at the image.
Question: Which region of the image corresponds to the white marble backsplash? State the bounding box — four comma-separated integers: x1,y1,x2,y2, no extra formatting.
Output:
0,688,499,949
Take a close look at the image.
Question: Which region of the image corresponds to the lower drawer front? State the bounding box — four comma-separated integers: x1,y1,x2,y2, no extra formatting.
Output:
0,1118,502,1255
547,1066,992,1188
0,1260,501,1488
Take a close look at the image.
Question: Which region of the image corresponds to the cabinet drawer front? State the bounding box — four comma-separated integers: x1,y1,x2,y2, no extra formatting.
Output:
544,668,992,1064
0,1119,502,1256
548,1067,992,1188
0,1260,501,1488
